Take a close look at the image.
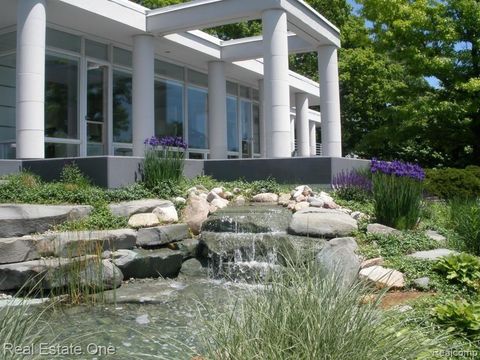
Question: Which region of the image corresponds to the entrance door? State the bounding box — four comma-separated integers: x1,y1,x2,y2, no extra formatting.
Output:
86,62,108,156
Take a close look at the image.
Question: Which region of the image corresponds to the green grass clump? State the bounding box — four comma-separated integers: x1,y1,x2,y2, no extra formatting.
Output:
449,199,480,255
143,148,185,190
201,261,440,360
53,204,128,232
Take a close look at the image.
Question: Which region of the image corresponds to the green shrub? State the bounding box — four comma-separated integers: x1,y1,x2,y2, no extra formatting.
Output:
434,253,480,289
249,177,281,195
201,261,439,360
449,199,480,255
371,160,425,230
425,167,480,200
60,163,90,187
435,299,480,334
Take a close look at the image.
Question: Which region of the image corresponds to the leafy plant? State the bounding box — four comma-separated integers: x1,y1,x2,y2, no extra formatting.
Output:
60,163,90,187
435,300,480,334
249,177,281,195
53,204,128,232
142,136,187,190
449,199,480,255
425,167,480,200
434,253,480,289
332,168,372,202
371,159,425,230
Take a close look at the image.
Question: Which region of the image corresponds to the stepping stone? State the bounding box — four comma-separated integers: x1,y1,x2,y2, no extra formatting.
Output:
366,223,401,236
425,230,446,243
359,265,405,289
408,248,458,261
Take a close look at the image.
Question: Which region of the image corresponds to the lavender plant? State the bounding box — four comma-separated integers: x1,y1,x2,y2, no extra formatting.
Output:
332,169,372,202
142,136,188,189
371,159,425,230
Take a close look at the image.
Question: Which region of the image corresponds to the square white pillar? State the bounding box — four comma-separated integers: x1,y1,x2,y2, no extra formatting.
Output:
208,61,228,159
318,45,342,157
16,0,46,159
132,34,155,157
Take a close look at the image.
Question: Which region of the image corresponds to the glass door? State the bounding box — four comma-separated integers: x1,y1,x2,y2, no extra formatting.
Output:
86,62,108,156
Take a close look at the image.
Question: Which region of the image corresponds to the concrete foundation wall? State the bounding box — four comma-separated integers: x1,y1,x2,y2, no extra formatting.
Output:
0,157,369,188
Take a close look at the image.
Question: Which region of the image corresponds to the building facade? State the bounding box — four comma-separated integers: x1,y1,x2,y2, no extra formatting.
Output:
0,0,342,160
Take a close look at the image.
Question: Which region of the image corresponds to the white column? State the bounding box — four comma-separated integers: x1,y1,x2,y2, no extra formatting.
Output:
208,61,228,159
132,34,155,157
262,9,291,158
16,0,46,159
295,93,309,157
318,45,342,157
290,115,295,155
258,79,266,158
309,121,317,156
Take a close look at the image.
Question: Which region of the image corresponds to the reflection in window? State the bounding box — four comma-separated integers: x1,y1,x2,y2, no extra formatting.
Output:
45,142,78,158
45,55,78,140
240,99,252,157
253,103,260,154
0,54,15,159
227,96,238,152
188,86,208,149
113,71,132,143
155,80,184,138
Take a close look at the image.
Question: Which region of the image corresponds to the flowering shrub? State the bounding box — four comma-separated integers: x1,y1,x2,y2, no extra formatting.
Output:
142,136,188,189
332,169,372,202
371,159,424,230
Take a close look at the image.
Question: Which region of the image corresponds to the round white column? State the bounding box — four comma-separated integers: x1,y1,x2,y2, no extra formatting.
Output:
262,9,291,158
258,79,267,158
295,93,309,157
309,121,317,156
208,61,228,159
132,34,155,157
318,45,342,157
290,115,295,155
16,0,46,159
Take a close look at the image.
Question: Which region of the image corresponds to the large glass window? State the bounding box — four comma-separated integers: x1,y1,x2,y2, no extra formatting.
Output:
85,39,108,61
45,55,79,140
46,28,81,53
155,60,184,81
0,32,16,53
188,86,208,149
253,103,260,154
155,80,184,137
0,54,16,159
227,96,238,152
113,71,132,144
240,99,252,157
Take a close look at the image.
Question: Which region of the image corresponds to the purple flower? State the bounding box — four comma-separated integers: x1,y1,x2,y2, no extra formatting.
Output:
371,158,425,181
144,136,188,150
332,169,372,193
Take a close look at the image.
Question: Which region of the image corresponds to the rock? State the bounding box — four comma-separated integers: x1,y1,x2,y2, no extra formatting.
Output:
278,193,291,206
201,206,292,233
309,199,325,208
109,199,173,218
287,201,296,210
323,200,340,209
209,204,218,213
180,258,208,277
294,194,307,203
288,208,358,238
294,201,310,212
211,198,229,210
153,204,178,223
112,248,183,279
36,229,137,257
359,266,405,289
425,230,446,243
234,195,246,206
413,276,430,290
351,211,367,221
198,193,208,201
396,305,413,313
0,256,123,291
173,197,187,205
0,237,40,264
292,185,313,199
175,238,200,259
182,194,210,235
207,191,221,203
316,237,360,286
360,257,384,269
233,187,242,194
128,213,160,228
136,224,189,248
318,191,334,203
0,204,92,238
251,193,279,203
408,249,458,261
223,191,234,200
366,223,401,235
211,187,225,198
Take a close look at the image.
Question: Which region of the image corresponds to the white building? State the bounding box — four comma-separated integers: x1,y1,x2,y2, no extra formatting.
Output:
0,0,342,161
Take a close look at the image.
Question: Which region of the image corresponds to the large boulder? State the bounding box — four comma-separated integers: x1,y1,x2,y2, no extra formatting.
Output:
136,224,189,248
0,256,123,291
288,208,358,238
153,203,178,223
180,258,208,277
175,238,200,259
109,199,173,218
359,265,405,289
112,249,183,279
35,229,137,257
201,206,292,234
0,204,92,238
0,237,40,264
128,213,160,228
316,237,361,286
182,194,210,235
